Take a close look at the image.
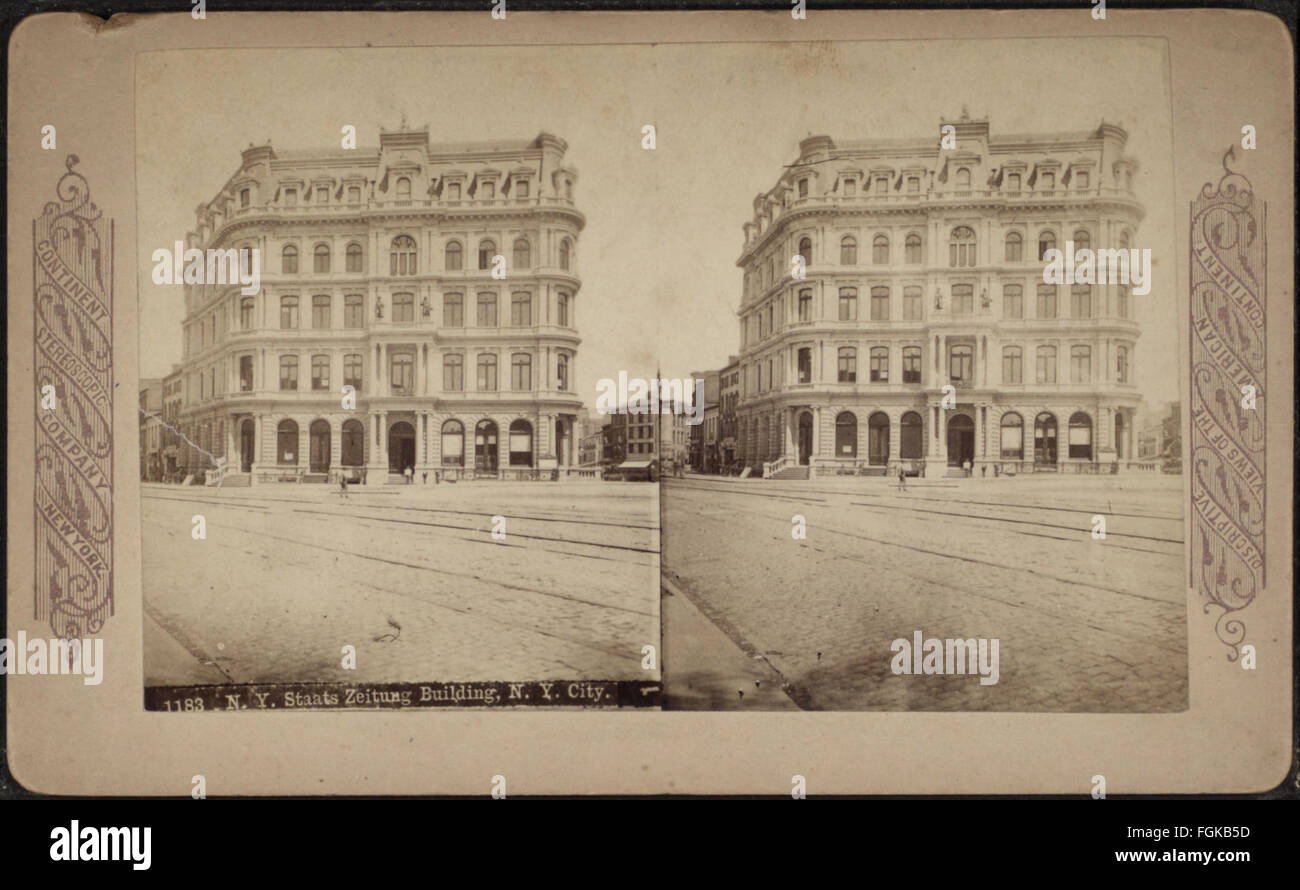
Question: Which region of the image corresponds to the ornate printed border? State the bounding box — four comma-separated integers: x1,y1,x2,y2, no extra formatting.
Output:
1189,147,1265,660
32,155,114,639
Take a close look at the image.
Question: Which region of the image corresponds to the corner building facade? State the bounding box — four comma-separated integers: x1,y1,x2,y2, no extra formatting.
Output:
175,125,584,483
735,115,1146,478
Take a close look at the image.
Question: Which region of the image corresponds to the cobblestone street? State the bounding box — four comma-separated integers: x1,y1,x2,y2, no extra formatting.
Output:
662,474,1188,711
142,481,659,687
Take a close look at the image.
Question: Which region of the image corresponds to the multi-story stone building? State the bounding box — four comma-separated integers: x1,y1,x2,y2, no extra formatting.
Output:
719,356,740,468
688,370,720,472
734,113,1146,478
161,366,183,480
172,124,584,484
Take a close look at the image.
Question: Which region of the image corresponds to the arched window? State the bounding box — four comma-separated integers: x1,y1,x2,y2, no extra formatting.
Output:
390,235,416,276
511,353,532,391
800,237,814,265
1072,229,1091,252
1068,412,1092,460
559,238,571,271
277,420,299,465
280,296,299,329
395,177,411,199
392,292,415,323
341,419,364,467
905,233,923,264
313,243,330,273
1000,413,1024,460
443,292,463,327
557,292,570,327
900,411,923,459
477,292,497,327
445,240,463,271
443,354,464,391
1071,284,1092,318
478,239,496,270
557,354,570,392
1002,346,1022,384
240,297,255,330
837,347,856,383
309,420,331,473
838,236,855,265
798,288,812,322
346,242,363,273
868,413,889,465
513,238,531,269
441,420,465,467
282,244,298,274
949,226,976,267
1034,412,1058,465
477,354,498,391
312,294,330,329
509,420,534,467
955,167,971,190
872,234,889,264
1005,231,1023,262
835,412,858,457
1038,230,1056,261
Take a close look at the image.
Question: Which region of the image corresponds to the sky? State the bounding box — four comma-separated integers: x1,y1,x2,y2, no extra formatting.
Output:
137,37,1176,408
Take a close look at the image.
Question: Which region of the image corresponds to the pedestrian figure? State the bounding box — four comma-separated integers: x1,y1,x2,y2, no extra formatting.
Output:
897,464,907,491
422,471,428,485
405,465,413,485
339,473,349,499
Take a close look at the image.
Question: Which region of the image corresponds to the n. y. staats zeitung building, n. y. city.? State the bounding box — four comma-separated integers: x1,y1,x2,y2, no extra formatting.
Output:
171,124,585,484
734,113,1148,479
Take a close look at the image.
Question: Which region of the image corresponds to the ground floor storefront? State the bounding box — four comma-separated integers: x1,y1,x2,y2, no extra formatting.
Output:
737,393,1150,478
171,401,584,484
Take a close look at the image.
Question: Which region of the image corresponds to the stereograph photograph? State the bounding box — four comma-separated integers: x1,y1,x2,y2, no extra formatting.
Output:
4,8,1293,796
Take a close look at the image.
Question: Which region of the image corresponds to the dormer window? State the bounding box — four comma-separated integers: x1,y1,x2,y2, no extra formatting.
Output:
1076,171,1089,190
907,176,920,193
284,188,297,206
1042,172,1055,191
516,180,529,199
395,177,411,199
955,168,971,190
1007,173,1021,191
316,186,328,204
481,181,495,200
447,182,461,201
843,179,856,197
347,185,361,203
240,188,250,207
798,179,809,198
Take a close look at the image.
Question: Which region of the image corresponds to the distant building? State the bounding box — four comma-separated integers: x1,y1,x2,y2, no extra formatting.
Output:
719,356,740,467
139,379,164,481
1137,401,1181,469
689,370,721,472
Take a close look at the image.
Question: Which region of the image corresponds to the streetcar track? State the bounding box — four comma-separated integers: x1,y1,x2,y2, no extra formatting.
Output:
844,501,1183,545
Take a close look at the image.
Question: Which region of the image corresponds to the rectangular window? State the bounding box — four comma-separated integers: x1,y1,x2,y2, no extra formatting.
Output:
1042,172,1055,191
344,295,364,328
511,355,531,391
1003,285,1023,319
1008,173,1021,191
1117,346,1130,383
797,348,811,384
1071,346,1091,383
870,348,888,383
316,187,328,204
1037,284,1057,319
949,347,973,384
444,293,463,327
843,179,856,197
870,287,889,321
239,355,253,391
392,293,415,323
240,299,255,330
903,347,921,384
798,289,812,322
344,354,362,391
443,356,463,392
952,284,974,316
279,356,298,390
510,292,532,326
312,296,330,329
1003,348,1022,384
1036,347,1057,384
312,355,330,391
477,356,498,391
347,186,361,204
447,183,461,201
390,353,414,395
1071,285,1092,318
240,189,250,207
481,181,495,200
1077,171,1089,190
903,286,922,320
517,181,529,199
284,188,297,206
907,177,920,193
798,179,808,197
280,297,298,329
477,293,497,327
838,288,857,321
837,349,856,383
